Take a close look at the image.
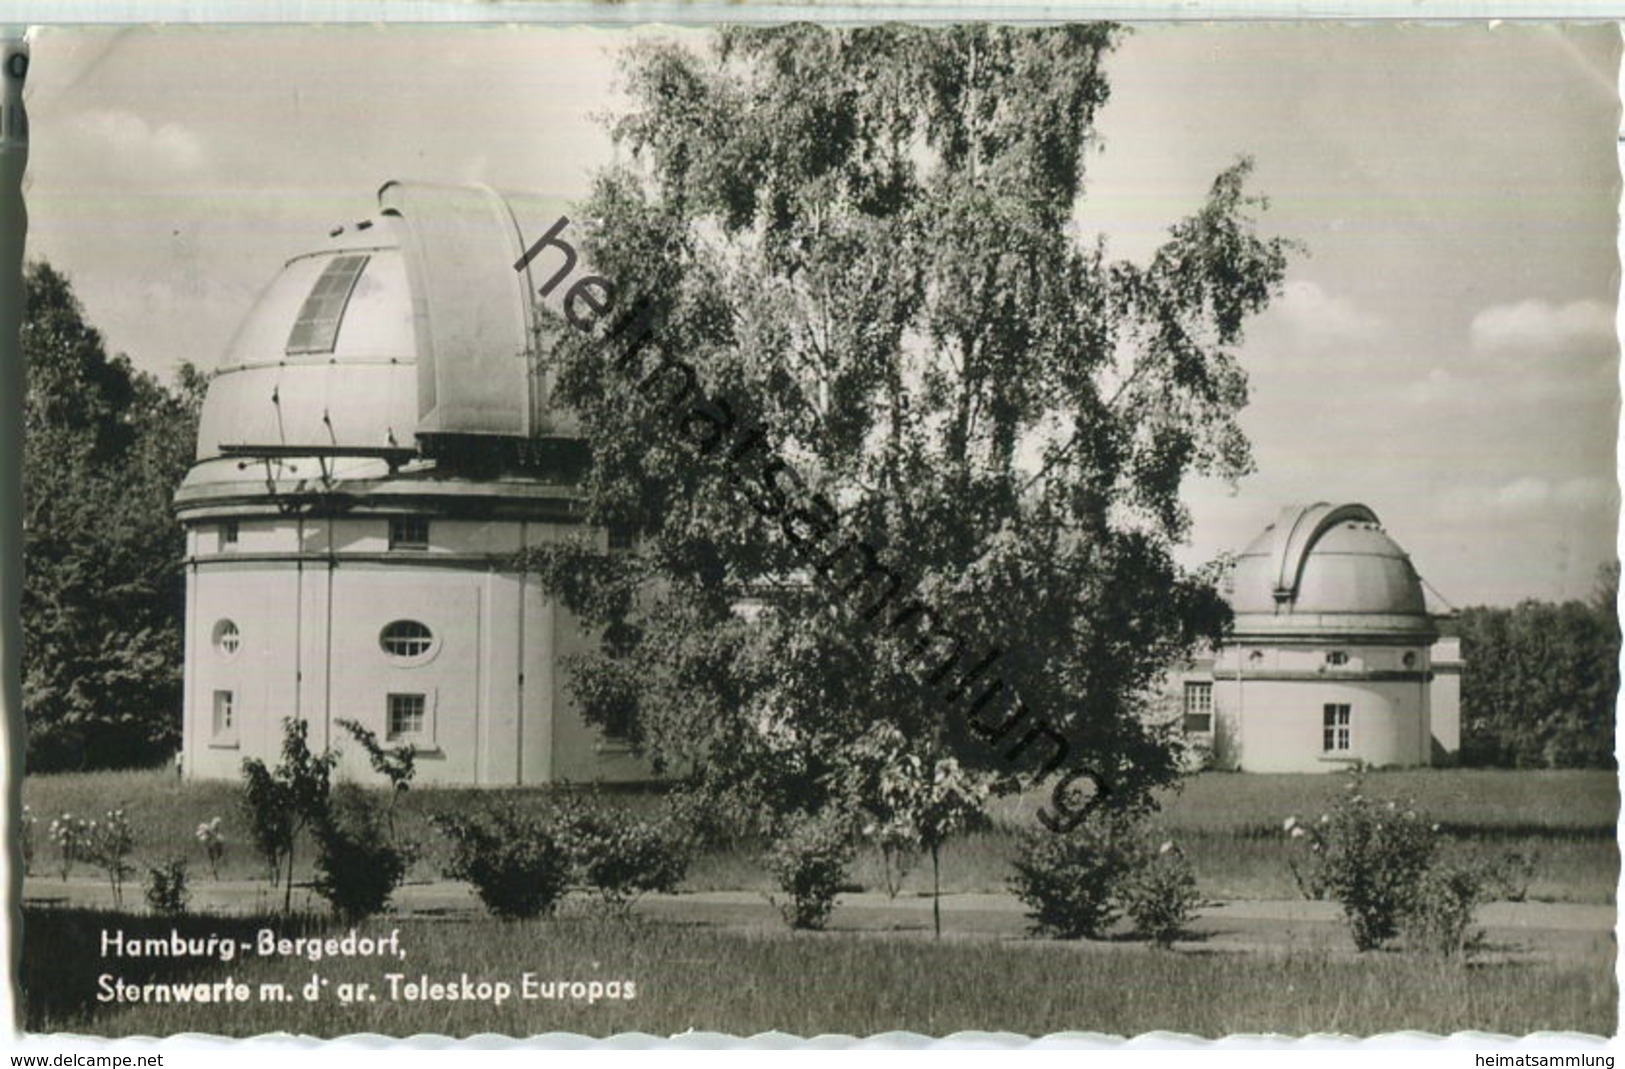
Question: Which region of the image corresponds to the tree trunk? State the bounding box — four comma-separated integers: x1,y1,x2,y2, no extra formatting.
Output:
931,842,942,940
283,839,295,914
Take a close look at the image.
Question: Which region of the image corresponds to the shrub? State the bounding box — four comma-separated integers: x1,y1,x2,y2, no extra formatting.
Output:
82,809,136,909
554,797,689,914
1284,813,1331,900
47,812,89,880
435,804,571,920
313,785,411,922
1481,848,1537,903
144,857,191,916
1284,775,1439,951
1120,841,1201,949
1402,864,1487,958
870,836,917,900
195,817,225,880
335,719,416,841
242,718,338,912
764,811,854,931
20,806,36,877
1008,811,1142,940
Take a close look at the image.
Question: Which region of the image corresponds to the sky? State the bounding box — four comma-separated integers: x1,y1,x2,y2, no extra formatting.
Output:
19,21,1621,608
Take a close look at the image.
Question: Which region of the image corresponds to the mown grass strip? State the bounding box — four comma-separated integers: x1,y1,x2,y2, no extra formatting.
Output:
23,907,1614,1039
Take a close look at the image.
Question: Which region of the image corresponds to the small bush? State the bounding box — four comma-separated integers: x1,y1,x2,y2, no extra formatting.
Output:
1284,775,1439,951
143,857,191,916
554,798,690,914
336,718,417,841
82,809,136,909
871,838,917,899
1482,848,1537,903
1120,842,1201,949
1402,864,1487,958
195,817,226,880
47,812,89,880
313,785,411,923
1285,814,1331,900
765,812,854,931
435,804,571,920
241,718,338,913
1009,811,1142,940
20,806,36,877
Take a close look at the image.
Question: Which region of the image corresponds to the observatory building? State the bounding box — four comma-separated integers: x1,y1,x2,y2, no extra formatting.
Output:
1173,502,1463,772
175,182,648,785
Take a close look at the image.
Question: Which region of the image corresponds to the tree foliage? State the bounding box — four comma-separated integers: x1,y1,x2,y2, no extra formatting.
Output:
525,26,1294,829
1456,565,1618,769
22,261,205,771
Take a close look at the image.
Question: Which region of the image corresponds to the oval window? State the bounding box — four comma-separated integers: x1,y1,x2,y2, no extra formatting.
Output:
212,619,240,655
380,620,434,659
1402,651,1418,669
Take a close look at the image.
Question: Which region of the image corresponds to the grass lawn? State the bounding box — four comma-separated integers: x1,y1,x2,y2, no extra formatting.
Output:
21,907,1616,1038
23,766,1619,903
21,767,1617,1039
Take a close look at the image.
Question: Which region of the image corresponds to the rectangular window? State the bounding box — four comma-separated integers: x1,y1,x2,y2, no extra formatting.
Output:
211,690,237,746
388,516,429,550
1182,681,1213,734
286,254,370,355
1323,703,1351,752
607,524,635,552
221,520,239,547
387,693,427,742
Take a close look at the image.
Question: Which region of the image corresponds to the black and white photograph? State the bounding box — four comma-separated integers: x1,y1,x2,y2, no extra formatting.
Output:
7,17,1620,1042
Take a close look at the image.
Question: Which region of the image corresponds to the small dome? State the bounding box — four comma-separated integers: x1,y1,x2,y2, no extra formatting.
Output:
1227,502,1436,641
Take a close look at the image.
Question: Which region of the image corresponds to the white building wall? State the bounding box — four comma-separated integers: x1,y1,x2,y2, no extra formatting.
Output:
1203,642,1434,772
181,512,655,786
186,562,300,779
1223,677,1427,772
1429,636,1463,763
326,565,483,782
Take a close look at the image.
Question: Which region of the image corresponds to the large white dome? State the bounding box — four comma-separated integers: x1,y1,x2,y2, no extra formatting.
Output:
177,181,587,513
1227,502,1437,642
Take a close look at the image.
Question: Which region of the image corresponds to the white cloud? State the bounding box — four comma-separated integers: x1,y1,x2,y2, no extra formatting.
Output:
1470,475,1619,515
1551,475,1617,510
1469,298,1616,359
65,108,210,184
1270,279,1386,349
1401,365,1455,406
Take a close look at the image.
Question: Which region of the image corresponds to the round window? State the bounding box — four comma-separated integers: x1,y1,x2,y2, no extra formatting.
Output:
1402,651,1418,669
212,619,240,655
380,620,435,659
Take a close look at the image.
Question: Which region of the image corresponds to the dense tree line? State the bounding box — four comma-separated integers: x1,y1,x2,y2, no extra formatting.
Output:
22,261,204,771
1455,566,1619,769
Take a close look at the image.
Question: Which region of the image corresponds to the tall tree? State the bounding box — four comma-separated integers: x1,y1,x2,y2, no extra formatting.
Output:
525,25,1294,831
22,261,203,770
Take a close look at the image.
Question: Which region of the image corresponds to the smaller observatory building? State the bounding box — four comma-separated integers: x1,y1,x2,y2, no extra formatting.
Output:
175,181,648,786
1173,502,1463,772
